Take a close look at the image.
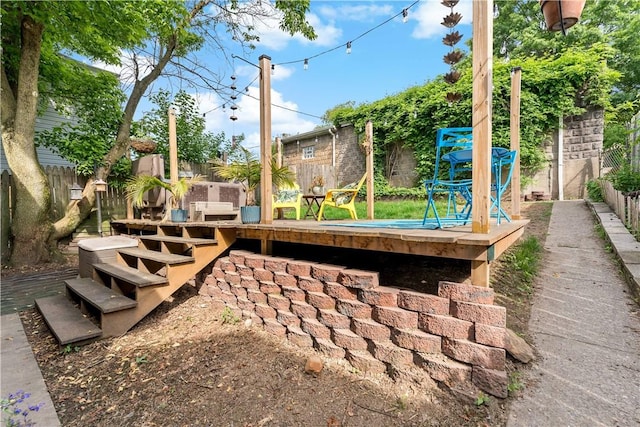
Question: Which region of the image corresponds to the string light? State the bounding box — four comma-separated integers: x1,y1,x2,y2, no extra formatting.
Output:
275,1,419,68
493,3,499,19
219,2,420,121
271,64,275,75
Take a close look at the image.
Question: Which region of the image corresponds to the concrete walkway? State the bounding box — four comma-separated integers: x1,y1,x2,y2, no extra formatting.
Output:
1,313,61,426
507,200,640,427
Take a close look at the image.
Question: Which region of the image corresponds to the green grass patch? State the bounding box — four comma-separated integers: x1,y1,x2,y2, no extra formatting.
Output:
500,236,543,294
280,198,448,220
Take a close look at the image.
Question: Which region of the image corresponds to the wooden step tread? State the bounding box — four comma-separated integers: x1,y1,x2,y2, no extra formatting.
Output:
117,247,195,265
35,295,102,345
140,235,217,246
93,263,168,287
66,278,137,313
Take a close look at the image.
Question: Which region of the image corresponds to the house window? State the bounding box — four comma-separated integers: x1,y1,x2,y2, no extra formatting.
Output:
302,146,315,159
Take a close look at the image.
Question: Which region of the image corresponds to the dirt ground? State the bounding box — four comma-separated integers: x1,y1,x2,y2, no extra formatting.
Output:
16,202,552,427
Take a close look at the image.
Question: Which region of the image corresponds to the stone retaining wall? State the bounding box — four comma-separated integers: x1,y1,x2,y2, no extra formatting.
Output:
199,250,509,398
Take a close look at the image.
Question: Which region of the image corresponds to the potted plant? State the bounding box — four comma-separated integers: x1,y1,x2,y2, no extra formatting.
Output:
125,174,204,222
540,0,586,33
309,175,325,195
211,146,296,224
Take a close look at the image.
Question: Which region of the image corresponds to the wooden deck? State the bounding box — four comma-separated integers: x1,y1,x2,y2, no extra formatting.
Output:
111,218,528,286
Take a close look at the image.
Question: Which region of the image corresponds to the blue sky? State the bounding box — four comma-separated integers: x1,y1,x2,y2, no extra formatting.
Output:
125,0,474,151
205,0,474,151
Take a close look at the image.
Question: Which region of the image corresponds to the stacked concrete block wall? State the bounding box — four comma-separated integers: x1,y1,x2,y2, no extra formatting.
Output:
526,107,604,199
199,250,509,398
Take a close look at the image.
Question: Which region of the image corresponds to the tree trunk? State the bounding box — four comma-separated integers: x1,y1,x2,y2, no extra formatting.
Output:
50,30,180,244
1,16,53,266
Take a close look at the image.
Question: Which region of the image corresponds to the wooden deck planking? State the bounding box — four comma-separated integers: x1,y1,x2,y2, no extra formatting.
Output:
112,218,527,259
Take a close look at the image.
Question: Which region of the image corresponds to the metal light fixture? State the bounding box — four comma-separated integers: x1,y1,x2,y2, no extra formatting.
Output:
94,178,107,237
70,182,83,200
94,179,107,193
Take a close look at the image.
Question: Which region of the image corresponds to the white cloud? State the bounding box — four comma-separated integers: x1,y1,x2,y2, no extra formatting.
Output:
317,3,394,23
200,85,317,152
271,64,294,81
254,11,342,50
411,0,472,40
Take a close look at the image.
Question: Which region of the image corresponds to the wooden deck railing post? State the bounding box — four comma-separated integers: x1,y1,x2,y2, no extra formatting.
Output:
470,0,494,287
259,54,273,226
510,66,522,220
365,120,374,219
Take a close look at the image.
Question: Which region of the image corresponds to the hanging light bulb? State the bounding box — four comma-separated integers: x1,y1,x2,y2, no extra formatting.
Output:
245,86,249,93
303,59,308,70
346,41,352,54
271,64,275,75
500,40,507,55
222,103,226,112
493,3,499,19
402,8,408,23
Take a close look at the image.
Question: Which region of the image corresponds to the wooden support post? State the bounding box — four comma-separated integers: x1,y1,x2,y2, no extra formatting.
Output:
510,66,522,220
275,136,282,168
470,0,494,287
261,239,272,255
259,55,273,224
275,136,283,219
364,120,374,219
471,260,490,288
168,108,178,185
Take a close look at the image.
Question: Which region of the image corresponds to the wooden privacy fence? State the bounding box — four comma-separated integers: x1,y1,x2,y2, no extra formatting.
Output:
601,179,640,241
1,167,128,260
288,164,337,194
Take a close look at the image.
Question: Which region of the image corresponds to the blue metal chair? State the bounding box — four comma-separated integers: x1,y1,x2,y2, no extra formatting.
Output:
423,127,474,228
490,149,517,224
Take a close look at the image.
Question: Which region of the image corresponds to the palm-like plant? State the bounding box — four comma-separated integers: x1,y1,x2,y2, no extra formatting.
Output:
211,146,295,206
125,174,204,220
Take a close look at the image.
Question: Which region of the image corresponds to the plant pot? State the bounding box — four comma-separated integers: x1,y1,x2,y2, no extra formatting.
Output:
240,206,261,224
130,138,157,153
312,186,324,195
540,0,586,32
171,208,188,222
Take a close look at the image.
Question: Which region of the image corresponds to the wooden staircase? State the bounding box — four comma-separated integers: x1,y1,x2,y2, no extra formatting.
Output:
36,224,236,346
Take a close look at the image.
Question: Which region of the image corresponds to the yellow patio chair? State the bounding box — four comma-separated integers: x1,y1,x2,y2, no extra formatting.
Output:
273,184,302,220
317,174,367,221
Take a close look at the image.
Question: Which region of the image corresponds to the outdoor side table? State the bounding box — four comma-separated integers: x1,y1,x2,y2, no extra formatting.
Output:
302,194,325,220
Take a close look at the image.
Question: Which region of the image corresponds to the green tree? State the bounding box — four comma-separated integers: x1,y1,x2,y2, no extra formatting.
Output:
136,90,224,166
1,0,316,267
492,0,640,119
326,47,616,183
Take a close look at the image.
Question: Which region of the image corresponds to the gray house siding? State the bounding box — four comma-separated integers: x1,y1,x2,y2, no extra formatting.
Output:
1,102,76,172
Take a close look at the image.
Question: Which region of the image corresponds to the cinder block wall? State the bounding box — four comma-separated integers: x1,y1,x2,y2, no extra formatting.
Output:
199,250,509,398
